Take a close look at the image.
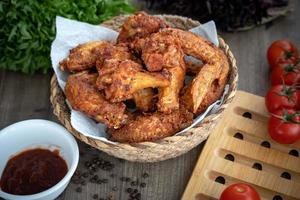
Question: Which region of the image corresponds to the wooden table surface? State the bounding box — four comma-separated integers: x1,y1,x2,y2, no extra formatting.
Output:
0,1,299,200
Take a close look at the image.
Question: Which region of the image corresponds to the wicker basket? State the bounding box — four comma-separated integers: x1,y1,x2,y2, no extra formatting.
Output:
50,14,238,162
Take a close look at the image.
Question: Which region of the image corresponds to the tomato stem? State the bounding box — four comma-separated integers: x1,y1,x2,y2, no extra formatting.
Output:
284,64,299,73
272,110,300,124
285,51,293,59
276,85,296,103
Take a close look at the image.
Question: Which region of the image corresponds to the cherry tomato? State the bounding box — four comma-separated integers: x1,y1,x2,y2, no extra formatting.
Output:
267,40,299,69
271,63,300,85
220,183,261,200
268,109,300,144
265,85,299,113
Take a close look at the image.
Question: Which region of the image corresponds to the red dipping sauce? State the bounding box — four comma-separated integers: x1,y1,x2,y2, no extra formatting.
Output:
0,148,68,195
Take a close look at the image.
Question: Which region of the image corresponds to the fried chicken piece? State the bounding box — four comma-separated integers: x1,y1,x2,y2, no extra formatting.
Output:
96,59,170,102
157,65,185,113
158,28,230,113
95,43,134,88
133,88,156,112
185,60,203,75
133,34,186,113
117,11,168,43
195,61,229,114
92,43,153,109
181,58,229,115
65,71,128,129
109,107,193,143
59,41,111,72
181,61,229,114
115,12,169,109
94,43,133,70
133,34,181,72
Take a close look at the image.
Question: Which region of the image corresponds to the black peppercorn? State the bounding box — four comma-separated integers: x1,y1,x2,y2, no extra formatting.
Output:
75,187,82,193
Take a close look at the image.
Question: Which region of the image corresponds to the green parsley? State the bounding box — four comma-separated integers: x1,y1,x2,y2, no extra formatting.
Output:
0,0,135,74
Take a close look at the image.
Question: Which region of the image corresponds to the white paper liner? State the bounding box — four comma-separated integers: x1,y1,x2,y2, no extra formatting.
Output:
51,16,227,144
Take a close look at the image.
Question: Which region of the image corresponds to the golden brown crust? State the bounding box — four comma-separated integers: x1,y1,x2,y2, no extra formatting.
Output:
157,65,185,113
59,41,111,72
132,34,181,71
109,107,193,143
96,59,170,102
117,11,168,43
195,57,230,114
133,33,186,113
159,28,230,113
94,42,133,71
181,63,219,113
159,28,221,64
132,88,156,112
65,71,128,129
181,56,230,115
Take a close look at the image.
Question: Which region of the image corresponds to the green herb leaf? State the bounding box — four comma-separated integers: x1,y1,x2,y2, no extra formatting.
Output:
0,0,136,74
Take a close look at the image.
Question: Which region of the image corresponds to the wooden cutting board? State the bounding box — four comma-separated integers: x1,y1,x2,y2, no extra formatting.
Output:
182,91,300,200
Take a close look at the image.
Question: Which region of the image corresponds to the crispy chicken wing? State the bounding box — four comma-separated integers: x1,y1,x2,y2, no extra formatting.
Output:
94,42,133,70
95,43,134,87
133,34,186,113
65,71,128,129
116,11,170,111
133,34,181,71
92,42,156,111
157,65,185,113
96,59,170,102
158,28,230,113
117,11,168,43
109,107,193,143
132,88,156,112
194,61,229,114
59,41,111,72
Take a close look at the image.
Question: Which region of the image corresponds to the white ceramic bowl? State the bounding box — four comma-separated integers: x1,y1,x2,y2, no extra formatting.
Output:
0,119,79,200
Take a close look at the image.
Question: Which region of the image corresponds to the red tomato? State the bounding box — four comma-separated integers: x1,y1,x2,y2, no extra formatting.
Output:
268,109,300,144
220,183,261,200
267,40,299,69
271,63,300,85
265,85,299,113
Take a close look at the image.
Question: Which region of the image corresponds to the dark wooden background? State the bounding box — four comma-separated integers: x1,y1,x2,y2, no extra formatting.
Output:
0,1,299,199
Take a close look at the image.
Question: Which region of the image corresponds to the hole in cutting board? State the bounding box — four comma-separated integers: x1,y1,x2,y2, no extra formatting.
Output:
218,149,300,184
227,127,300,157
260,141,271,148
233,132,244,140
280,172,291,180
289,149,299,157
234,107,268,123
224,154,235,161
273,195,283,200
252,163,262,170
215,176,225,184
242,112,252,119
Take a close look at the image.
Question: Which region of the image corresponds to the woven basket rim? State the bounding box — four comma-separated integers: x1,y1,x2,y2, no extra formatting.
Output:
50,14,238,162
